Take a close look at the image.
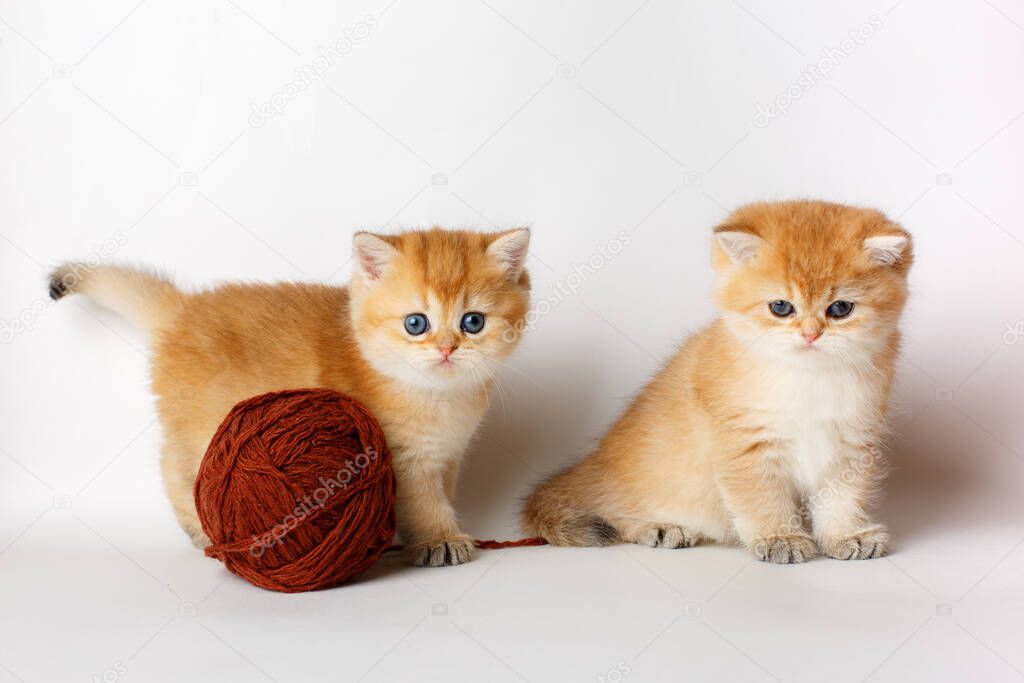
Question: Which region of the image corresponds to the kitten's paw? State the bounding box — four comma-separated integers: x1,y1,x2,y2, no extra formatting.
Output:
184,526,210,549
750,533,817,564
631,524,704,549
190,530,211,549
409,536,474,567
820,526,889,560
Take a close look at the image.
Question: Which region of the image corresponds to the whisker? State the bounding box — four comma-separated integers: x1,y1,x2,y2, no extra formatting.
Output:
476,349,540,389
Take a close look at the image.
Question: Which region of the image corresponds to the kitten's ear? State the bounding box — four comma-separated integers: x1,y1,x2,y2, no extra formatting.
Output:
714,228,763,266
487,228,530,278
863,233,910,266
352,232,398,281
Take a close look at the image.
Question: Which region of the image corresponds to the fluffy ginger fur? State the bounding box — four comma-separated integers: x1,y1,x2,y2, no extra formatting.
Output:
51,228,531,567
523,200,912,563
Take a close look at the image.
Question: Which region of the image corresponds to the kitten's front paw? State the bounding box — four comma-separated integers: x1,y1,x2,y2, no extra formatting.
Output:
409,536,474,567
188,528,211,549
750,533,817,564
631,524,704,549
820,526,889,560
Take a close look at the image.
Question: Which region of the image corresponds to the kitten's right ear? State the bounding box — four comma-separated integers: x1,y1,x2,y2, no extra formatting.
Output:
352,232,398,281
863,234,909,266
713,227,763,266
487,228,530,279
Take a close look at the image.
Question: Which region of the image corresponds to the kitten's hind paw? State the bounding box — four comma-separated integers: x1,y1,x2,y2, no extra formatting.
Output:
751,533,817,564
409,536,474,567
628,523,704,549
820,526,889,560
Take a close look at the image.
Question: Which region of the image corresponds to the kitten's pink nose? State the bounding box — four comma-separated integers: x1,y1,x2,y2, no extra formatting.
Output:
803,330,822,344
439,345,457,360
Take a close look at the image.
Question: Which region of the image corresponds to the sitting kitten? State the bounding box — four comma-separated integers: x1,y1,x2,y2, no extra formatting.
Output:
51,228,531,567
524,200,912,563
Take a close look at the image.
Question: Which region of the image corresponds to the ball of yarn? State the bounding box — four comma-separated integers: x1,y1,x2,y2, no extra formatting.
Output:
194,388,396,592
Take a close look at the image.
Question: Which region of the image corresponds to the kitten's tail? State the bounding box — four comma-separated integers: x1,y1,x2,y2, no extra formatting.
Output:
48,262,184,333
521,466,617,547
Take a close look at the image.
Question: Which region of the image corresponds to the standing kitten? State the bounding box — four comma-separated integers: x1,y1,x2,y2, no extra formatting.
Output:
523,201,912,563
51,228,531,567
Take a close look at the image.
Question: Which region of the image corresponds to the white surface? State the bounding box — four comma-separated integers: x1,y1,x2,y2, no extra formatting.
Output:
2,1,1023,681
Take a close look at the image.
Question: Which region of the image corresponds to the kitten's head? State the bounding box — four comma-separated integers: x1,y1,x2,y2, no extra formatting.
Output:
348,227,531,391
712,200,912,367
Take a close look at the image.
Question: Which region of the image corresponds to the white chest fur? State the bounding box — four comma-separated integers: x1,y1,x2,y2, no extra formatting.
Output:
745,362,878,494
378,388,489,467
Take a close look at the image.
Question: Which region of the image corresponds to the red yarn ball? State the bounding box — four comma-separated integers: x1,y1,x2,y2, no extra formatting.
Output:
194,389,396,592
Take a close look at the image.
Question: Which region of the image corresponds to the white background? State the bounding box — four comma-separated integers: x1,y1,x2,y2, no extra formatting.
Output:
2,1,1024,681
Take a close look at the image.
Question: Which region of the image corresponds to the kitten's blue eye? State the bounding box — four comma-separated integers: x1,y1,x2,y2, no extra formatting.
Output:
404,313,429,335
769,300,794,317
460,312,485,334
826,300,854,318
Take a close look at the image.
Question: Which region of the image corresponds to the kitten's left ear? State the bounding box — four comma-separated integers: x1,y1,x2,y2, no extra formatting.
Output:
487,228,530,278
863,233,911,266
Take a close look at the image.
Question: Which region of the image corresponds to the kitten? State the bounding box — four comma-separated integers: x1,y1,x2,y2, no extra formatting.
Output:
51,228,531,567
523,200,912,563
